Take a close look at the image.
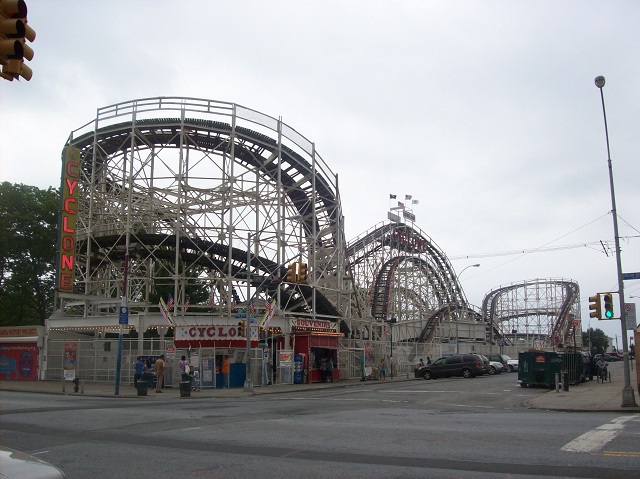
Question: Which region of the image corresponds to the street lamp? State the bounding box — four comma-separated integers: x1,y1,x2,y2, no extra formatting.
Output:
456,263,480,353
244,214,303,392
594,75,637,407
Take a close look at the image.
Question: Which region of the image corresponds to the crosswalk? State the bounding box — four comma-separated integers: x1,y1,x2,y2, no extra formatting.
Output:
561,414,639,453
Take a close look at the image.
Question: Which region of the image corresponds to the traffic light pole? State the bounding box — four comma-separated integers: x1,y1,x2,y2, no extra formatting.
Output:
595,76,637,407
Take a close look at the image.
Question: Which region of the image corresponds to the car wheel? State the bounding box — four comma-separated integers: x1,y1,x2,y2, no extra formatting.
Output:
488,366,496,375
462,368,472,379
423,370,432,380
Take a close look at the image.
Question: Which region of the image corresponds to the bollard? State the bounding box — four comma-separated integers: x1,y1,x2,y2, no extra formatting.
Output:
555,373,560,392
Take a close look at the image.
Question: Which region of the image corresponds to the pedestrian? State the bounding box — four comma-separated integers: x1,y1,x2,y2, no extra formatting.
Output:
419,358,425,368
142,359,152,387
222,355,230,388
427,357,432,365
326,357,334,383
133,356,144,388
319,357,327,383
179,355,190,381
154,354,165,393
379,358,386,380
192,368,200,391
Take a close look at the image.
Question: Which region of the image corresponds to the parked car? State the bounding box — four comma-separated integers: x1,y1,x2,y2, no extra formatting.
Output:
0,446,66,478
606,352,623,361
483,358,504,375
484,353,518,372
416,354,487,380
593,353,616,363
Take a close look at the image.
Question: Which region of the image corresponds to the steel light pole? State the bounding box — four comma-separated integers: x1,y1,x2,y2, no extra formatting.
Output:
456,264,480,353
244,215,302,392
594,75,637,407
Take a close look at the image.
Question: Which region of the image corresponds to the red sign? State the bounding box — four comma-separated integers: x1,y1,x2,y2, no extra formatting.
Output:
0,343,38,381
573,320,579,327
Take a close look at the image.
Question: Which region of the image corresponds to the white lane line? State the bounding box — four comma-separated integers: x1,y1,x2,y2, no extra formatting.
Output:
561,414,639,453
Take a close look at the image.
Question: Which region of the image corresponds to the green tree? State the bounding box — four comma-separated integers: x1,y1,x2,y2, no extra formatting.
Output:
581,327,610,355
0,182,59,326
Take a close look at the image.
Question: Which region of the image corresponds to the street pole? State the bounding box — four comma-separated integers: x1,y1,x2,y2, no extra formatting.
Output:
245,232,254,392
594,75,637,407
456,263,480,354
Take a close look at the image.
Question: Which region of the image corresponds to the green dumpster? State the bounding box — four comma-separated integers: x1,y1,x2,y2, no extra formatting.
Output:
518,351,561,388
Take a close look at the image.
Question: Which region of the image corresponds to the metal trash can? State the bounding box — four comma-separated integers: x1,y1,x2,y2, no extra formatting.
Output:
179,381,191,398
137,381,149,396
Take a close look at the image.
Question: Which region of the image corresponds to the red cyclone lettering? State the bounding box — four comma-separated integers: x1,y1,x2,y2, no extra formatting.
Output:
207,326,216,337
189,327,197,337
62,216,75,234
66,179,77,196
63,197,76,214
66,161,78,178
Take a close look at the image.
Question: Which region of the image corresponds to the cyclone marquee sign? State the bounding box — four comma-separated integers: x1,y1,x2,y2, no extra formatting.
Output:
57,146,80,292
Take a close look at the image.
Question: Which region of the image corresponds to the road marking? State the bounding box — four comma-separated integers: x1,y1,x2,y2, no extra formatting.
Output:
182,427,202,431
561,414,639,453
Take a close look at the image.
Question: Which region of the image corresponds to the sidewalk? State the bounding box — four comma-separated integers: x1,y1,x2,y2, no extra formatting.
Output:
523,361,640,413
1,363,638,412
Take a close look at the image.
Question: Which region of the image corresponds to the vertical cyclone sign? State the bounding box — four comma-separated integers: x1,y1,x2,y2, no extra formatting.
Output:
57,146,80,292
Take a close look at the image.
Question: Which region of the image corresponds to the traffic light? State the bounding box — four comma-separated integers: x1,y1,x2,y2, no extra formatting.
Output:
238,320,245,338
286,263,297,283
297,262,308,284
602,293,614,319
588,294,602,319
0,0,36,82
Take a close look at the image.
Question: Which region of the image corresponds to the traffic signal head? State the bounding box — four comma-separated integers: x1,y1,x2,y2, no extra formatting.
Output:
286,263,297,283
238,320,245,337
603,293,614,319
297,262,308,284
0,0,35,82
588,294,602,319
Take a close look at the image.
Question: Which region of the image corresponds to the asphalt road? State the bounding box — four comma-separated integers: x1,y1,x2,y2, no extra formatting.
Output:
1,373,639,479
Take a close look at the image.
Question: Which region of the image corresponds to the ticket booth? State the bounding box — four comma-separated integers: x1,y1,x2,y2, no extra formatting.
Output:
173,324,249,388
291,319,343,383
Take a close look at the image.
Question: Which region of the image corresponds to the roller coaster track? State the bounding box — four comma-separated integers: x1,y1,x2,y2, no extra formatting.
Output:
481,279,581,348
63,98,347,321
347,222,477,341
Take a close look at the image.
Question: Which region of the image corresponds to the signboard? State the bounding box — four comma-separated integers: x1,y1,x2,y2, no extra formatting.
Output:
63,342,78,381
572,319,579,327
625,303,637,330
119,306,129,325
166,346,175,360
622,272,640,280
57,146,80,292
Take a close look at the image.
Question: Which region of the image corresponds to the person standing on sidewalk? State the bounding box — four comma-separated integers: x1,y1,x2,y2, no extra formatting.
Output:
133,356,144,388
222,355,230,388
179,355,190,381
326,357,334,383
154,355,165,393
379,358,386,380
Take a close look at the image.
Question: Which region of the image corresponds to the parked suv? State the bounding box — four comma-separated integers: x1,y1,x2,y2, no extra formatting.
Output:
417,354,487,380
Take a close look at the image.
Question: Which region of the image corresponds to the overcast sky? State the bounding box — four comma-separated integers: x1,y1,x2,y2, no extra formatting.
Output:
1,1,638,343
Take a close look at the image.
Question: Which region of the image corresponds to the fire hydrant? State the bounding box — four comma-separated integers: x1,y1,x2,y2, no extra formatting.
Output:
72,377,81,393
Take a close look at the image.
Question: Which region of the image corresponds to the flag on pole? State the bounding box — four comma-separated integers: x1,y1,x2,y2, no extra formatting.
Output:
159,297,175,325
250,302,255,314
166,294,174,310
398,201,405,209
405,194,412,201
412,199,419,205
210,295,216,308
184,296,190,312
231,300,236,309
389,194,397,199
